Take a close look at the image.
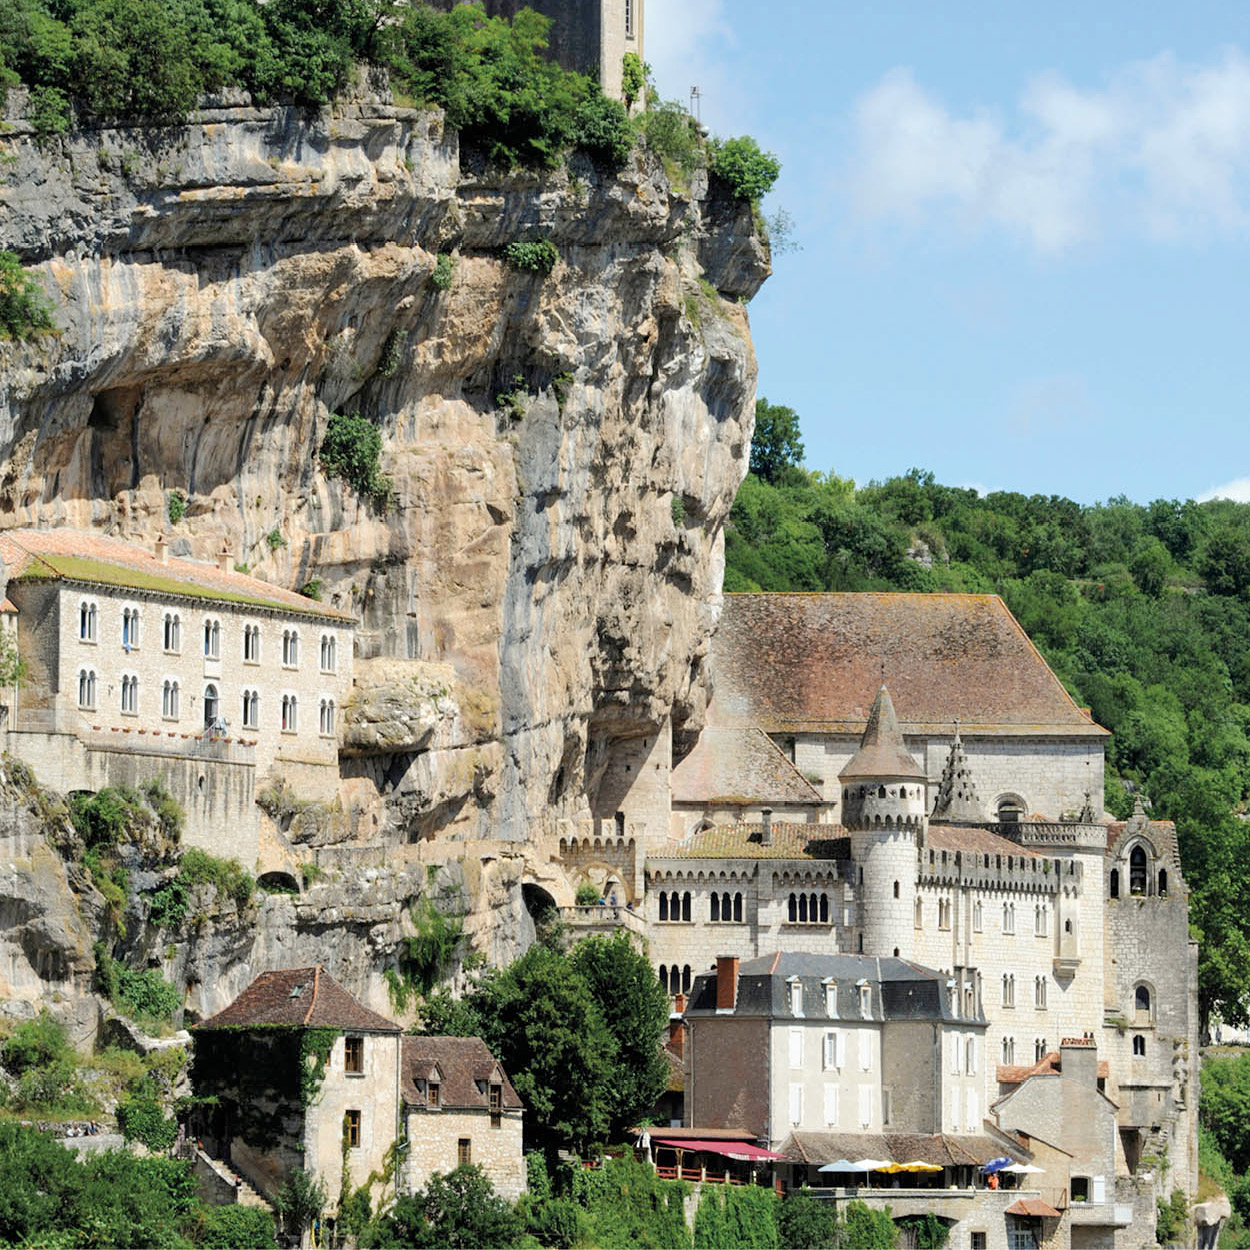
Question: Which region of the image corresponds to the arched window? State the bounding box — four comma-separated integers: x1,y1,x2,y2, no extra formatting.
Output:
203,683,219,728
733,893,743,923
798,894,809,923
1003,903,1015,935
1135,984,1152,1021
893,880,900,899
659,893,669,921
203,618,220,659
997,796,1023,823
1130,846,1148,896
163,612,181,653
1035,976,1047,1008
1159,869,1168,896
121,607,140,649
682,966,692,993
658,963,668,987
319,698,336,735
77,668,96,709
819,893,828,923
671,967,680,994
162,679,180,719
1035,905,1048,937
1133,1034,1146,1057
915,897,924,928
243,624,261,663
1110,869,1119,899
282,693,298,732
79,600,97,642
242,689,259,729
283,629,300,668
120,674,137,714
789,893,797,922
320,634,336,672
721,891,731,921
1035,1037,1047,1062
710,893,720,922
973,900,983,932
681,892,691,922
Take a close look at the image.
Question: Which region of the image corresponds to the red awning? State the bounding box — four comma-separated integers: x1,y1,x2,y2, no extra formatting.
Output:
1004,1198,1062,1218
651,1137,789,1162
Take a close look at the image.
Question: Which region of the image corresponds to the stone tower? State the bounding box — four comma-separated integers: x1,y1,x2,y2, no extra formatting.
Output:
839,684,928,960
930,724,984,822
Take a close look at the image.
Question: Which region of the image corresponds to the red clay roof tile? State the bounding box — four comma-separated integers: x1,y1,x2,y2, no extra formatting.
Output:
195,966,400,1032
401,1036,523,1110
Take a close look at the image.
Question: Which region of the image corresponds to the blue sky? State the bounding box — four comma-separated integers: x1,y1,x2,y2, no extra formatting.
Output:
646,1,1250,505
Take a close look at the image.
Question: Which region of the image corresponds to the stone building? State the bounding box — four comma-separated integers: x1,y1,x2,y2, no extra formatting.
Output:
192,966,404,1207
192,969,526,1211
401,1036,526,1200
561,591,1199,1241
432,0,644,103
0,529,354,862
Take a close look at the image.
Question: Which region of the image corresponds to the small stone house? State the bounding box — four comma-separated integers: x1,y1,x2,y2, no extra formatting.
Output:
192,969,526,1211
192,967,402,1206
401,1035,526,1200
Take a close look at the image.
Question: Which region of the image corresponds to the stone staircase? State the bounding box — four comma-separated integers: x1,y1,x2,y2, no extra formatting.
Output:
193,1146,272,1209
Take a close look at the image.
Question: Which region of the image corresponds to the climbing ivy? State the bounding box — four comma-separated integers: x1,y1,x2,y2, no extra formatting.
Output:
692,1185,779,1249
299,1029,339,1108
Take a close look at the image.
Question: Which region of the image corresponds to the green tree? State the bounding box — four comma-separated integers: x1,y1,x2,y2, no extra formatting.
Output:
273,1167,326,1247
370,1165,523,1249
777,1188,834,1249
569,931,670,1140
709,134,781,201
750,398,805,483
840,1199,897,1248
472,943,615,1155
0,250,55,339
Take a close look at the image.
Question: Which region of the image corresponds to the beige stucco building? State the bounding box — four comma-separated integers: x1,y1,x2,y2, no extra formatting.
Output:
0,529,354,863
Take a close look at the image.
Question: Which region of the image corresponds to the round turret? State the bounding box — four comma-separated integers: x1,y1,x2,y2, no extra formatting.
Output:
839,684,927,959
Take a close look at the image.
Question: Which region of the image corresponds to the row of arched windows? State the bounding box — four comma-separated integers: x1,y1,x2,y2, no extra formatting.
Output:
658,892,691,922
79,669,334,735
788,892,829,924
710,892,743,923
658,964,691,995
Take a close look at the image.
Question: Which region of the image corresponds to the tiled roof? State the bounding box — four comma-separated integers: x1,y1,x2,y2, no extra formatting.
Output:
839,685,926,780
926,824,1043,859
708,594,1107,738
0,529,353,621
659,822,848,861
195,967,400,1032
671,728,824,806
1005,1198,1062,1218
997,1051,1109,1085
783,1131,1000,1167
400,1036,523,1110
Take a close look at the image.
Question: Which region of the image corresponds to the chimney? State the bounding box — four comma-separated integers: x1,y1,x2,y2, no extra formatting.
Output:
668,994,687,1058
1059,1037,1098,1087
760,808,773,846
154,535,168,564
217,543,232,573
716,955,739,1011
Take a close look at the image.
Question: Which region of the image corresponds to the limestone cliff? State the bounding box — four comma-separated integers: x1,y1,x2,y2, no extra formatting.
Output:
0,83,767,1020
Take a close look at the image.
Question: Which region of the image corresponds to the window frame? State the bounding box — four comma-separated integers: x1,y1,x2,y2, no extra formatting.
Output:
344,1109,361,1148
344,1035,364,1075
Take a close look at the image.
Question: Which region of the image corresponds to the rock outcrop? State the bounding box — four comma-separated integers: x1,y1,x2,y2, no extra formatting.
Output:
0,82,767,1019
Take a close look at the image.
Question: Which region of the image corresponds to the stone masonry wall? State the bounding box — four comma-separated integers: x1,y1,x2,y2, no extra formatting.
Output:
405,1106,525,1201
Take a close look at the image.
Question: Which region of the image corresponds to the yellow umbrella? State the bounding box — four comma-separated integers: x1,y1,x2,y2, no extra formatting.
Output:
898,1160,943,1172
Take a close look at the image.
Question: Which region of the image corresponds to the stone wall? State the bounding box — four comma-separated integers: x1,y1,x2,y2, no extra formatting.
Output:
404,1106,525,1201
686,1015,769,1139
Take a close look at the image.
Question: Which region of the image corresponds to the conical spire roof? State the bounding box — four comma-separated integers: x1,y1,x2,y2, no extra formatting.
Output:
839,684,926,781
931,725,984,821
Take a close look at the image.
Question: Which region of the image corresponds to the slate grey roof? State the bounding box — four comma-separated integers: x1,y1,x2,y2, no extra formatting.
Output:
684,952,984,1026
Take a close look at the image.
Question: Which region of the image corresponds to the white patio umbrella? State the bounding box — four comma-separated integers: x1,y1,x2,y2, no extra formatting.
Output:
818,1160,863,1172
1003,1162,1045,1174
852,1158,893,1172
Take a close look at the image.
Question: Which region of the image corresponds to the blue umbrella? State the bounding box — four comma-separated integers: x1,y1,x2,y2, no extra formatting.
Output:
981,1157,1014,1174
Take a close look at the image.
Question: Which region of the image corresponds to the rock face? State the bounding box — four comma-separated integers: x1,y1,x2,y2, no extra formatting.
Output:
0,84,766,1019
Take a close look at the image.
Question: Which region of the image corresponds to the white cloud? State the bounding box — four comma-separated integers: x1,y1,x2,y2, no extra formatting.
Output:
1198,477,1250,502
847,50,1250,251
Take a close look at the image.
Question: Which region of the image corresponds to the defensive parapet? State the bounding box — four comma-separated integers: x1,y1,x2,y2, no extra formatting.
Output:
917,843,1080,895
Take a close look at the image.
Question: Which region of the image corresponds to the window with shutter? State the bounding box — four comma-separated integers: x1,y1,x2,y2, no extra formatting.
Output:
824,1084,838,1126
789,1084,803,1125
789,1028,803,1069
858,1086,871,1128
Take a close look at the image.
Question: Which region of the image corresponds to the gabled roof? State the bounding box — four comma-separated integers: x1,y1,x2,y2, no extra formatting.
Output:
0,529,353,622
658,822,849,861
401,1036,523,1110
196,966,400,1032
782,1131,999,1167
839,684,926,780
671,727,824,806
708,594,1107,738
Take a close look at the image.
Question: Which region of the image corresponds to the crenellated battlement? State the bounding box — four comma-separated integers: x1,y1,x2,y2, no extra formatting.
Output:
917,844,1081,894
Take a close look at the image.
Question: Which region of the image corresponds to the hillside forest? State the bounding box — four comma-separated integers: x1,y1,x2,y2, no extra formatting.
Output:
732,400,1250,1040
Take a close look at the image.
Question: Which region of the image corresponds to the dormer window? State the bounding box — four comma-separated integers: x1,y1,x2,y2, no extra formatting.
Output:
858,983,871,1017
490,1083,502,1127
428,1081,440,1108
823,978,837,1018
788,978,803,1016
